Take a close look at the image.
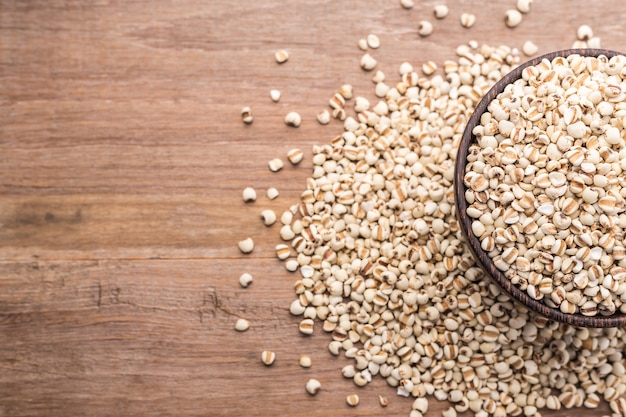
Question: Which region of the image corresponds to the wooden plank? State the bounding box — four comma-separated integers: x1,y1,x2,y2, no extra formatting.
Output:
0,192,304,260
0,259,419,417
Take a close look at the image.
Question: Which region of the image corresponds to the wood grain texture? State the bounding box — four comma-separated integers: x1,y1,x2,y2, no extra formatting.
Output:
1,0,625,416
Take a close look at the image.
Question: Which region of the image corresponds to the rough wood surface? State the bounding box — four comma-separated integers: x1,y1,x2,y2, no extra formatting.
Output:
0,1,624,416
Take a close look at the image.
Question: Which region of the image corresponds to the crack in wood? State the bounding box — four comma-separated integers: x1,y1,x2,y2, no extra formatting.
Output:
198,286,237,324
96,281,102,308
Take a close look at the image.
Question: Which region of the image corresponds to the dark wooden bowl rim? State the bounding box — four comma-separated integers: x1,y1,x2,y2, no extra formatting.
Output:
454,48,626,328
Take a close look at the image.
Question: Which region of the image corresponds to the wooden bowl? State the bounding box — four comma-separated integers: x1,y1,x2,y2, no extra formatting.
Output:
454,48,626,328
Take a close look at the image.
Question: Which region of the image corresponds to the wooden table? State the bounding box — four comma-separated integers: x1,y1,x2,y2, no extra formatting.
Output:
1,1,624,415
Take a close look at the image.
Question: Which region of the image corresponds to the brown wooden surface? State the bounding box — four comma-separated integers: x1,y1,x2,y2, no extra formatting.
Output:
1,1,625,416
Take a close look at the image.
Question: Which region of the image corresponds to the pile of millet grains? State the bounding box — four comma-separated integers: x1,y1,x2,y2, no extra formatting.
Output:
236,2,626,416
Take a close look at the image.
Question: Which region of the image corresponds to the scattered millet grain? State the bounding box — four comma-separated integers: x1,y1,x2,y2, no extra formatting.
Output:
237,237,254,254
299,354,312,368
418,20,433,37
261,350,276,366
588,36,602,48
339,84,353,100
270,89,281,102
576,24,594,40
346,394,360,407
242,187,256,203
274,50,289,63
241,106,253,124
433,4,449,19
517,0,532,13
284,111,302,127
260,209,276,226
367,34,381,49
400,0,414,9
268,158,284,172
266,187,279,200
522,40,538,56
504,9,523,28
317,110,331,125
238,272,253,288
421,60,437,75
234,318,250,332
305,378,321,395
287,148,303,165
360,53,378,71
460,13,476,28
